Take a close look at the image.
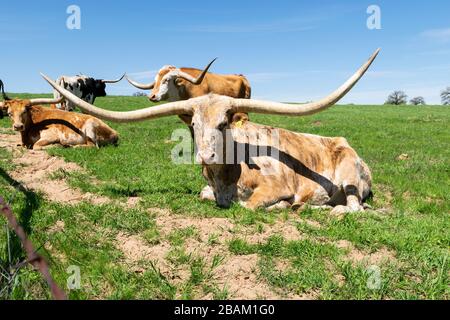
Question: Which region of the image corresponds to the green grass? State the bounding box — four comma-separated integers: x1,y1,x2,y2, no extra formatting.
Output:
0,94,449,300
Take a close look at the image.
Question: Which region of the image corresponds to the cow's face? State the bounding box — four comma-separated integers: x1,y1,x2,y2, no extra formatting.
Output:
5,99,31,132
148,66,181,102
94,80,107,97
191,103,234,165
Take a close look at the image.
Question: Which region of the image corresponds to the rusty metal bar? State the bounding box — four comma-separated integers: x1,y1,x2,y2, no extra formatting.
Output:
0,196,67,300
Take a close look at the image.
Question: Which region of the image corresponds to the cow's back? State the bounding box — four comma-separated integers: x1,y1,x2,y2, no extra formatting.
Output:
30,106,98,129
180,68,251,99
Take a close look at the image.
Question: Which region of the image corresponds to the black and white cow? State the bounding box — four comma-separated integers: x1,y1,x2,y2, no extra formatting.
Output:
53,74,124,111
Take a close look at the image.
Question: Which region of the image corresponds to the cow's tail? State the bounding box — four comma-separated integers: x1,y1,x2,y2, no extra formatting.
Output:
238,74,252,99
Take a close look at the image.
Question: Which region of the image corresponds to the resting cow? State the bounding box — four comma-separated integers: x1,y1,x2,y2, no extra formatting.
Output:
127,59,252,198
0,97,119,150
43,49,380,214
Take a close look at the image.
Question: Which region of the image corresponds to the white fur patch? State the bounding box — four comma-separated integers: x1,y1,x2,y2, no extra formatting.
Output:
154,70,181,101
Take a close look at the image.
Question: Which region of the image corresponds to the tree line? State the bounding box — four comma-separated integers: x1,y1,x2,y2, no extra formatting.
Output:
385,87,450,105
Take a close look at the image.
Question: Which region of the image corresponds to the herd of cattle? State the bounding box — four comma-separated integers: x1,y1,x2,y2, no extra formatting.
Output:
0,49,380,213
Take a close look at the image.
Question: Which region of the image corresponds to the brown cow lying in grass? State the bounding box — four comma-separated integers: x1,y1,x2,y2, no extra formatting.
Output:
0,97,118,150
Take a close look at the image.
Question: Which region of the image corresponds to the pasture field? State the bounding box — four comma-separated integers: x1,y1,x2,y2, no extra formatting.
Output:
0,94,448,300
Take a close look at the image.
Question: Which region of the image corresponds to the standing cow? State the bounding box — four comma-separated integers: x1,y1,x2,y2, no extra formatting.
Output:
53,74,125,111
126,59,251,126
126,59,251,102
0,79,9,118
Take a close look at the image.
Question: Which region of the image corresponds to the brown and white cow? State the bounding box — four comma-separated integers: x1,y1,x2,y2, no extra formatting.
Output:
43,49,380,214
0,97,119,150
127,60,252,198
126,59,251,103
126,59,251,130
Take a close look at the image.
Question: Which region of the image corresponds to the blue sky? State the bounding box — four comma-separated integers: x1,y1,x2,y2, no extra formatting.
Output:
1,0,449,104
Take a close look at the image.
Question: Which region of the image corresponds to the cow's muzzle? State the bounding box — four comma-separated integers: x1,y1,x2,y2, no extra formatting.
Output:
197,151,219,165
13,124,25,131
148,94,159,102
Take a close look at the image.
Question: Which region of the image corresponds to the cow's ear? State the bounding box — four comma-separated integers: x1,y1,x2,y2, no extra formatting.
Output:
179,114,193,126
175,78,184,87
231,112,249,124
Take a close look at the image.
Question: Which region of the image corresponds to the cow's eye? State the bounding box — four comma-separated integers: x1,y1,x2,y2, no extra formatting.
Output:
217,122,227,131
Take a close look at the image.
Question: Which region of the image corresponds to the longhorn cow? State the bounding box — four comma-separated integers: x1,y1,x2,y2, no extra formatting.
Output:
126,59,251,103
43,49,379,214
53,74,125,111
0,96,118,149
127,59,252,201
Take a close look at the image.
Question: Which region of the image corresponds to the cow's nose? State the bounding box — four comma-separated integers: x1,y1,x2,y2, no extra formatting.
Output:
13,124,24,131
148,94,157,102
198,151,217,165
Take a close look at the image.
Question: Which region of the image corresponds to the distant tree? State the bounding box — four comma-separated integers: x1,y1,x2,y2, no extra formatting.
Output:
385,91,408,105
409,96,426,105
441,87,450,105
133,92,147,97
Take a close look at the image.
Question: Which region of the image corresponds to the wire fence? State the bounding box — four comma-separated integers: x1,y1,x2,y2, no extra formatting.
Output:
0,196,67,300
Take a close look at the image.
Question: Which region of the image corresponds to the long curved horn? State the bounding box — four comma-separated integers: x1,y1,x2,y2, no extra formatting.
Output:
41,73,196,122
231,49,380,115
125,75,155,90
29,97,65,106
0,80,11,100
176,58,217,85
102,74,125,84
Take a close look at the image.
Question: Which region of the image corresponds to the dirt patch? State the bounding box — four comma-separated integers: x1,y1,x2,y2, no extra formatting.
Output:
214,254,277,299
334,240,397,266
126,197,141,208
116,232,172,274
397,153,410,161
48,220,65,234
244,220,304,244
303,219,322,229
115,209,312,299
0,132,139,208
213,254,313,300
154,211,235,244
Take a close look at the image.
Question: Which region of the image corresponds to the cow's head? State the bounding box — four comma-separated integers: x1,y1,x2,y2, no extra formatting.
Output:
43,48,380,163
90,79,107,97
70,74,124,100
126,59,217,102
190,98,244,165
0,97,64,131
